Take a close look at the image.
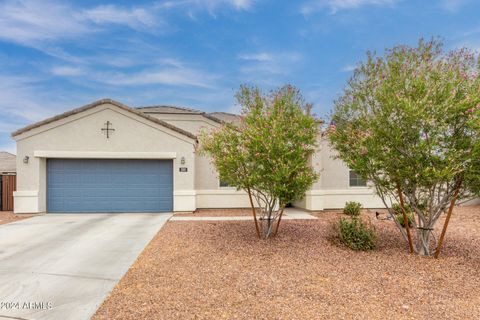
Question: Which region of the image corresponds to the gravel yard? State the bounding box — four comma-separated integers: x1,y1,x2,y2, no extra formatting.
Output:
0,211,35,225
93,206,480,320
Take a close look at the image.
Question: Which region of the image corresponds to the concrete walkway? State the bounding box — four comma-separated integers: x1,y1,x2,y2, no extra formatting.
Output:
0,213,171,320
170,208,317,221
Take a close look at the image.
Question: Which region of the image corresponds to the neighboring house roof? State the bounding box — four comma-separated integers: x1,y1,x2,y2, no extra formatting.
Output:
11,99,198,140
138,105,225,125
137,105,204,114
208,112,242,126
0,151,16,173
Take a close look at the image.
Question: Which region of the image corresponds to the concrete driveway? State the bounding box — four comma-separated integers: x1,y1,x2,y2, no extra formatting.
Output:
0,213,171,320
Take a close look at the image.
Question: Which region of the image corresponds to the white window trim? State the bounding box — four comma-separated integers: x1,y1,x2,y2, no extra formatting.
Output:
218,178,236,189
348,170,368,188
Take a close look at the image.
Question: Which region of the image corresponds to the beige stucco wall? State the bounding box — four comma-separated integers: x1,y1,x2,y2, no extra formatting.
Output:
318,137,350,190
151,114,251,208
185,122,383,210
194,149,251,208
13,103,197,213
295,136,385,211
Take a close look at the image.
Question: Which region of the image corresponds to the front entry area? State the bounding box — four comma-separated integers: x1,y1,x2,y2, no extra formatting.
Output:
47,159,173,213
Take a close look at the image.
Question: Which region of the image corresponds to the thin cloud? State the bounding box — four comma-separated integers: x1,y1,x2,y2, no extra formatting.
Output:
0,0,91,46
0,75,98,151
0,75,87,151
0,0,258,57
0,1,163,49
301,0,398,15
157,0,255,12
229,0,255,10
341,64,356,72
94,66,218,89
48,58,218,88
80,4,160,31
238,51,302,76
0,75,56,122
238,52,274,62
237,51,303,87
440,0,472,13
51,66,86,77
239,51,302,63
156,0,256,19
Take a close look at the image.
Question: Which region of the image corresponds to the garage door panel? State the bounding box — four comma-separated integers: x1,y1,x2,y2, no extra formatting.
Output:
47,159,173,213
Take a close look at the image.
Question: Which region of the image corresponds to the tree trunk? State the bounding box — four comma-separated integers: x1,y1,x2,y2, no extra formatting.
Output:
273,206,285,237
416,228,433,256
434,183,462,258
247,187,261,238
263,208,275,239
397,184,414,253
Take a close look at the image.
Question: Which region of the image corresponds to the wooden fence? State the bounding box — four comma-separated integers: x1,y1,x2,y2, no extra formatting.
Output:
1,175,16,211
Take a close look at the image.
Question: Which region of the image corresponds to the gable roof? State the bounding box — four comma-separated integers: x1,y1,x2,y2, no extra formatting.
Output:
138,105,204,114
0,151,16,173
208,112,242,125
138,105,225,125
11,99,197,140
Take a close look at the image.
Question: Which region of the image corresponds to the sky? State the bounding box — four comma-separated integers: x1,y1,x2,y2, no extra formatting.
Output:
1,0,479,153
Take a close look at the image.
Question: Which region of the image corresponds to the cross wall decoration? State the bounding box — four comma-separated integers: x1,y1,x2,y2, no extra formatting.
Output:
101,121,115,139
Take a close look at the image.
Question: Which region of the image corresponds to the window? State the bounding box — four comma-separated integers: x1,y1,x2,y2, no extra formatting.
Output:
349,171,367,187
219,175,232,187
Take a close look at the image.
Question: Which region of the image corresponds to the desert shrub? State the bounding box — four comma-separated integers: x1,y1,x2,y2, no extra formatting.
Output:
335,217,376,251
395,211,414,228
343,201,362,217
391,203,411,215
391,203,414,228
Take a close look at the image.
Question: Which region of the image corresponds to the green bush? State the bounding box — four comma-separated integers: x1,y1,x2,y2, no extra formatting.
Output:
391,203,411,215
335,217,376,251
391,203,414,228
394,211,414,228
343,201,362,216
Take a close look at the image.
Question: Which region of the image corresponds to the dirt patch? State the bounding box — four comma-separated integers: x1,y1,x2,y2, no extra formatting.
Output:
0,211,36,225
93,206,480,320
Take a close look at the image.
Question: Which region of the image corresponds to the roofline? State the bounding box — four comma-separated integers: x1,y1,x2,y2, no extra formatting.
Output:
138,105,225,125
11,99,198,140
202,113,224,124
210,111,238,116
137,105,203,114
0,151,16,157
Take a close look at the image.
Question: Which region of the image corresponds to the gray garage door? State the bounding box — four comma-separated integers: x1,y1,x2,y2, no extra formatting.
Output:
47,159,173,213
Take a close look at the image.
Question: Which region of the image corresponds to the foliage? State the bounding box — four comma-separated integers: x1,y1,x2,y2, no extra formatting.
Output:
343,201,362,216
394,211,414,228
391,203,414,228
199,85,319,239
328,39,480,255
335,217,376,251
391,203,411,215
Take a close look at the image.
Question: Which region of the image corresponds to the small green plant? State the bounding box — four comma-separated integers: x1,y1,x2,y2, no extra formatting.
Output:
335,217,376,251
391,203,411,215
391,203,414,228
395,212,414,228
343,201,362,216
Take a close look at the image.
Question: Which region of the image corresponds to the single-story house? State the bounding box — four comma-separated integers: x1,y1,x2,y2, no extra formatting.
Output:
11,99,384,214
